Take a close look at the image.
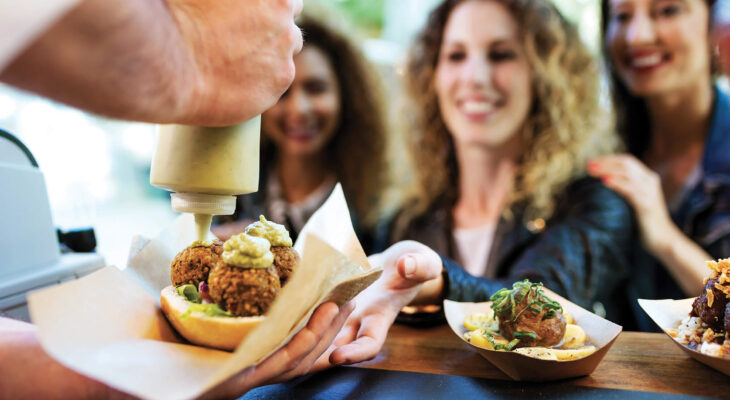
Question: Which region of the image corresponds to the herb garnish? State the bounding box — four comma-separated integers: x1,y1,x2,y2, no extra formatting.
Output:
490,279,562,322
176,284,233,319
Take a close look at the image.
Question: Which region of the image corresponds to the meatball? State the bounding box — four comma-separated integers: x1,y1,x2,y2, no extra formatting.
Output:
691,278,728,331
209,263,281,317
497,290,566,347
170,241,223,287
271,246,299,286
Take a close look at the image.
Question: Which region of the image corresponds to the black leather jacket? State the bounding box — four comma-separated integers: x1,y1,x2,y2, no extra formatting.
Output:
383,176,635,324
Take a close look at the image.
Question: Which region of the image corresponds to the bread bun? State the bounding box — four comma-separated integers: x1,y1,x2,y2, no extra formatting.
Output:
160,285,264,351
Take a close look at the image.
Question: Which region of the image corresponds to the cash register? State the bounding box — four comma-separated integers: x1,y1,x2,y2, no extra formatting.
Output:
0,129,105,321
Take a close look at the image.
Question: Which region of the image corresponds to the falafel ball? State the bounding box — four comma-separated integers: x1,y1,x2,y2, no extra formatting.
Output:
271,246,299,286
170,240,223,287
208,263,281,317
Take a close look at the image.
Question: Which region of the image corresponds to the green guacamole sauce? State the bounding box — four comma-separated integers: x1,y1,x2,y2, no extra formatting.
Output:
245,215,293,247
222,232,273,269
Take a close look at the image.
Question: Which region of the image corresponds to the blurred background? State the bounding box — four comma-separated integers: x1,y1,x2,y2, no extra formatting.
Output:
0,0,726,268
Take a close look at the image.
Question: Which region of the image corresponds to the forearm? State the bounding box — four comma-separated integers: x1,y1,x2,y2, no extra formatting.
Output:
0,317,128,399
650,225,710,296
0,0,196,124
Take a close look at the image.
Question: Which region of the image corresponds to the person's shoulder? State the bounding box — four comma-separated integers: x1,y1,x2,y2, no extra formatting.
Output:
557,175,632,216
563,175,622,200
372,201,450,251
544,176,634,239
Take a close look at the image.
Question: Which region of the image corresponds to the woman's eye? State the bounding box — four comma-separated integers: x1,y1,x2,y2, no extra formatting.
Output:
612,11,631,23
304,81,328,94
656,4,681,17
490,50,516,61
446,51,466,62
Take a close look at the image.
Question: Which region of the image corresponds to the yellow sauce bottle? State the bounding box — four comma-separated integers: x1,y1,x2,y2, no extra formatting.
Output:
150,117,261,241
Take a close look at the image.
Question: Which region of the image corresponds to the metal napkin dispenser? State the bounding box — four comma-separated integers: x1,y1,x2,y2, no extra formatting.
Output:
0,129,104,320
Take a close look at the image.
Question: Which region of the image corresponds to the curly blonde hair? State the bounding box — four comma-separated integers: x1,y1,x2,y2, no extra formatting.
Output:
260,10,390,228
402,0,618,222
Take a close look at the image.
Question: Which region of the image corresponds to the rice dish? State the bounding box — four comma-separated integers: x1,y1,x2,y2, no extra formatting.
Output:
669,316,729,358
667,258,730,359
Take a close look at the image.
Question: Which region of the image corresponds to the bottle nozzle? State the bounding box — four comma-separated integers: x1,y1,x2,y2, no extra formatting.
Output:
170,192,236,215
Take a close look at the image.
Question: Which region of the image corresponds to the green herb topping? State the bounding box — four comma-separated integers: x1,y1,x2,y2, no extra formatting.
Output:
489,279,563,322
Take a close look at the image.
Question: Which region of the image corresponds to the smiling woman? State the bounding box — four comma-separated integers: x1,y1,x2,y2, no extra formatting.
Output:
262,45,342,160
212,7,391,253
589,0,730,330
374,0,634,325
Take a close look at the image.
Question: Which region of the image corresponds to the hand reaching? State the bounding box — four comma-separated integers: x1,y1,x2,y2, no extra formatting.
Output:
321,241,443,366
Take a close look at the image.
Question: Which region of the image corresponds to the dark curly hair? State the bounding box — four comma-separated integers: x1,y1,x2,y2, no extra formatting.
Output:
259,10,390,228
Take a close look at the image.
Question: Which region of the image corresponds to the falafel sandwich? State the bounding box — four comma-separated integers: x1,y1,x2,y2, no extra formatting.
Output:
160,216,300,350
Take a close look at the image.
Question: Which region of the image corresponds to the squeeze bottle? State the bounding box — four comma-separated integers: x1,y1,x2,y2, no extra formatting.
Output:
150,116,261,241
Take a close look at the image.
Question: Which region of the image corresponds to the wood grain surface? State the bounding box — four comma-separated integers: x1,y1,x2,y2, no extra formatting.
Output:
354,324,730,398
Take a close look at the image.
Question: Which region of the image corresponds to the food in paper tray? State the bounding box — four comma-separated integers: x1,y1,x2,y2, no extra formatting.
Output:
160,215,300,351
667,259,730,359
463,280,596,361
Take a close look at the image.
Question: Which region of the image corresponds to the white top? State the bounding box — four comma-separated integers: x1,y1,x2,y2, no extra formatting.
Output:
0,0,80,72
453,223,497,278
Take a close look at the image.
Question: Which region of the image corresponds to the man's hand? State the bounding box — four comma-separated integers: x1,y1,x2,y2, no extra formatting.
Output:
0,300,351,400
0,317,132,399
0,0,303,126
314,241,443,367
172,0,304,125
199,301,354,399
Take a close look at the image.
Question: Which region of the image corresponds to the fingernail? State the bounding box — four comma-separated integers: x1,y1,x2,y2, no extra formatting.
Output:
403,256,416,277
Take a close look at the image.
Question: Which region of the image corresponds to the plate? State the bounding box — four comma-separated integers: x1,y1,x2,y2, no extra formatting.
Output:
638,298,730,376
444,288,621,381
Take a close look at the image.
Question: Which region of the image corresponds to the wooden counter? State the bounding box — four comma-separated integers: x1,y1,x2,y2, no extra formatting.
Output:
353,324,729,398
